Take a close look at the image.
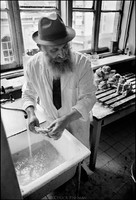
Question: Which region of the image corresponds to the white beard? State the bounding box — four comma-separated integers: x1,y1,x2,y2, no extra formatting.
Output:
46,51,73,79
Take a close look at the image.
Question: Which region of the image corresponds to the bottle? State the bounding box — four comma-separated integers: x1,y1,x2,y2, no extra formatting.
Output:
127,49,131,56
92,52,99,65
124,43,129,55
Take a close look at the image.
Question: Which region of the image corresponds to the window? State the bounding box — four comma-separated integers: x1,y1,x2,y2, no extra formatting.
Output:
0,1,59,72
1,1,17,71
71,1,94,51
18,1,59,56
99,1,123,50
0,0,134,73
71,0,124,53
2,36,14,63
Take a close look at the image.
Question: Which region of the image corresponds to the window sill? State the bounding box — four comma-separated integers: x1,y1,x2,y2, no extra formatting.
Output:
0,54,135,97
1,75,24,99
91,54,136,70
1,69,24,80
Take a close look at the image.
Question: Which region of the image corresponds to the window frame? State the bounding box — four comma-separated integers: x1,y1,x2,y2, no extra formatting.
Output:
0,0,60,73
0,0,134,74
68,0,125,55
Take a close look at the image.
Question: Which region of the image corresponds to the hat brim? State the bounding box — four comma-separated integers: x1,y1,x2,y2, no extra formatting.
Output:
32,26,75,46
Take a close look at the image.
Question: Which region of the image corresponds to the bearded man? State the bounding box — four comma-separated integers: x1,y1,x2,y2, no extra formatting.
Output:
22,13,96,170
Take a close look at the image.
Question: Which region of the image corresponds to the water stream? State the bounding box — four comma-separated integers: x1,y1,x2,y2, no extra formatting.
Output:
12,124,65,186
27,120,32,158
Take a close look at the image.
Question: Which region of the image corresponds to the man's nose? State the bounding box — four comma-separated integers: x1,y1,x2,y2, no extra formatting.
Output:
58,50,65,58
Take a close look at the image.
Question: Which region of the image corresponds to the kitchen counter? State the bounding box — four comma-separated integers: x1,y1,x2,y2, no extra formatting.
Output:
1,98,46,138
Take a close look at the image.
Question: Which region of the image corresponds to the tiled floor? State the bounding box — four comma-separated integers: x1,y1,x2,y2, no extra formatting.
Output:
43,113,135,200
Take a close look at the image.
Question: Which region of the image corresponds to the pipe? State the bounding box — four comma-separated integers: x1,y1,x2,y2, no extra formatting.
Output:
1,105,28,119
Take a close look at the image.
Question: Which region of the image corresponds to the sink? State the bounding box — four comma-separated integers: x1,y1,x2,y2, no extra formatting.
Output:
1,98,90,198
8,125,90,199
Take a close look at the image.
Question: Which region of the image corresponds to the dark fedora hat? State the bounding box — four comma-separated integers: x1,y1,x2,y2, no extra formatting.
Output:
32,13,76,46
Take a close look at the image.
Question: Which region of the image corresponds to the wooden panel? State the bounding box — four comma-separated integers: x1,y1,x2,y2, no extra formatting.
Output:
96,72,136,111
124,73,135,79
96,88,111,95
110,94,136,110
97,89,116,99
98,92,120,102
122,72,134,77
126,77,136,82
104,94,127,105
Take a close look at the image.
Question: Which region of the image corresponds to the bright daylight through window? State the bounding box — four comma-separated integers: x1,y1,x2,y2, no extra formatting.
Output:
72,0,123,52
1,1,15,67
0,0,127,73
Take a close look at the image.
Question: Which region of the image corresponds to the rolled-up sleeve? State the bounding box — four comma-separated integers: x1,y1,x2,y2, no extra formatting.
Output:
22,63,38,110
72,59,97,121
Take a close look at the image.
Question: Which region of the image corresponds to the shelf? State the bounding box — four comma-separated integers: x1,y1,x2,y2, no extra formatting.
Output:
91,54,135,70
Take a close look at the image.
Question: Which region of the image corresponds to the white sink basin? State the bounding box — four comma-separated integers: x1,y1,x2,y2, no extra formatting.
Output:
2,98,91,198
8,122,90,199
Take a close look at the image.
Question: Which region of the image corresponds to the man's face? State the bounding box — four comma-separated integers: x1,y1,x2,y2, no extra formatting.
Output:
40,43,73,77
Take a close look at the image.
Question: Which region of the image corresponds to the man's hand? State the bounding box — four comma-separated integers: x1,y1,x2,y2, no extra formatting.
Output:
26,106,40,134
47,116,68,140
28,114,40,133
47,109,82,140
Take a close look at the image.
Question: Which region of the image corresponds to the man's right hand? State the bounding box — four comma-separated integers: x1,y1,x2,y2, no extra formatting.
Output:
28,114,40,133
26,106,40,134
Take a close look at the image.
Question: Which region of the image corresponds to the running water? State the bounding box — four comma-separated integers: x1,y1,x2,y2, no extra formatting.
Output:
12,124,65,186
27,120,32,158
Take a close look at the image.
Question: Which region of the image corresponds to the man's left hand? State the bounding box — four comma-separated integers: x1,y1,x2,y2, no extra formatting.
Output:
47,116,68,140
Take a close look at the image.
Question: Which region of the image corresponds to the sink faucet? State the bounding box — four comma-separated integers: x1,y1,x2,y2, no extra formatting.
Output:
0,95,28,119
1,105,28,119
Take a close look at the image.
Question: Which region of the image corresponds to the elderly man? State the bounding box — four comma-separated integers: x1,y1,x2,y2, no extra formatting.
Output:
22,13,96,172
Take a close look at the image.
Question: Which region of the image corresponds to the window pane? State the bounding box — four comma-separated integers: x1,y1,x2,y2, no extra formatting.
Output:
102,1,122,10
9,50,13,56
8,42,11,49
72,12,93,51
19,1,57,7
1,1,7,9
2,43,7,50
3,51,8,57
73,1,93,8
98,12,120,49
19,1,58,55
5,58,9,62
1,3,15,65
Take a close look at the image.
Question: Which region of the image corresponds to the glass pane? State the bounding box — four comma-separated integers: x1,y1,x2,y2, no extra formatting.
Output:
102,1,122,10
98,12,120,49
19,1,57,7
3,51,8,57
0,2,15,65
0,1,7,9
2,43,7,50
19,1,58,55
5,58,9,62
8,42,11,49
9,50,13,56
72,12,93,51
73,1,93,8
